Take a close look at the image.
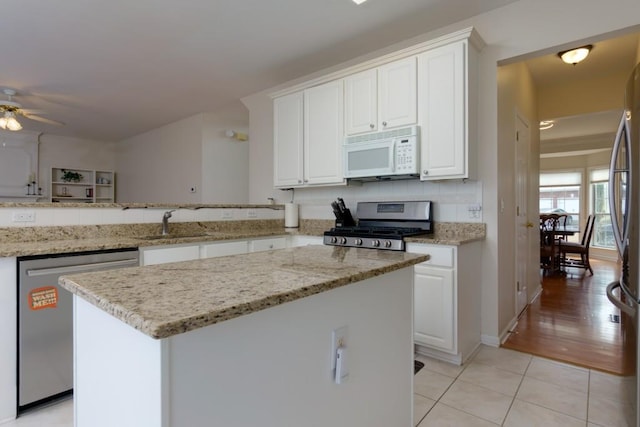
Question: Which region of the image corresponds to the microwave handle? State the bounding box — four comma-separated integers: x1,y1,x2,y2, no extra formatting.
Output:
390,140,396,172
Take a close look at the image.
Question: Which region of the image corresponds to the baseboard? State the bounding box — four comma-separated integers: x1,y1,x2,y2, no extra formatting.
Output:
480,334,500,347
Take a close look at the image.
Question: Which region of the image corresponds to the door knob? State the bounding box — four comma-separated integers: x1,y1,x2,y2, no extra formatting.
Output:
526,222,534,228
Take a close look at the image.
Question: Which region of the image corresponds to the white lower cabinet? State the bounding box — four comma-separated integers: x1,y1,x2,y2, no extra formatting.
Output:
201,241,249,258
141,236,293,266
250,237,287,252
407,241,481,365
140,245,201,266
414,264,455,351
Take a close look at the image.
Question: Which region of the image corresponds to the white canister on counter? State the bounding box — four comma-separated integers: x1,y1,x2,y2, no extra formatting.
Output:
284,203,299,228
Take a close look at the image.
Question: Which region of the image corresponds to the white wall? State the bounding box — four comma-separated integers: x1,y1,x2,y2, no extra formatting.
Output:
201,107,249,204
243,0,640,344
496,60,539,335
115,104,250,204
115,114,203,203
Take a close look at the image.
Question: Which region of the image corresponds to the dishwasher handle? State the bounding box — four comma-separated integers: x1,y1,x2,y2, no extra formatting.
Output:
26,258,139,277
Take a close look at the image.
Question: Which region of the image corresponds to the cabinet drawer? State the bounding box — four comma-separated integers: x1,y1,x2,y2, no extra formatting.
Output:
251,237,287,252
201,241,249,258
407,244,454,268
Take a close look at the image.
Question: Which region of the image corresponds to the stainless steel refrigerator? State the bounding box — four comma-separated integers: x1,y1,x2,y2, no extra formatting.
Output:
607,61,640,427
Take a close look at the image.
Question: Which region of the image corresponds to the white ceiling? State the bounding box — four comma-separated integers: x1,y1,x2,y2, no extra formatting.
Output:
525,32,639,143
0,0,519,142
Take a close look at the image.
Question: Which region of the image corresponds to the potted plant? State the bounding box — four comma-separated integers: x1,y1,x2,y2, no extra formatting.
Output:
61,169,83,183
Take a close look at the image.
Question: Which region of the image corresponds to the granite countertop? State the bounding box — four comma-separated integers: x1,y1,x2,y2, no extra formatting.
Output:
59,245,428,339
406,222,486,245
0,219,485,257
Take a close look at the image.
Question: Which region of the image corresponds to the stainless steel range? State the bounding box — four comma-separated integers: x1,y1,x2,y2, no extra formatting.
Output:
323,200,433,251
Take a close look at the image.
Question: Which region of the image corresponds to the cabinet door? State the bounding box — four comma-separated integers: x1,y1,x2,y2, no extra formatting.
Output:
303,80,344,185
378,57,417,130
141,245,201,266
345,69,378,135
250,237,287,252
274,92,304,187
201,241,249,258
418,41,466,179
414,264,455,352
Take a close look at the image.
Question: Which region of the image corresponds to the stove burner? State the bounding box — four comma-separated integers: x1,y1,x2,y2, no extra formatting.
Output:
325,226,426,238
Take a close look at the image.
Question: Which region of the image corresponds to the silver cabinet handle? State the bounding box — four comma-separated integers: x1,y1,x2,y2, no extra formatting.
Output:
369,124,374,129
382,121,387,127
422,170,428,175
27,258,139,277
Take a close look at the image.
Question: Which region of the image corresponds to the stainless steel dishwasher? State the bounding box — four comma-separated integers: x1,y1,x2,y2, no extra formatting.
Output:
17,248,139,410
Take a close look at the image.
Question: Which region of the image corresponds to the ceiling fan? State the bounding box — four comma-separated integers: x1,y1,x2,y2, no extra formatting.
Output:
0,88,64,131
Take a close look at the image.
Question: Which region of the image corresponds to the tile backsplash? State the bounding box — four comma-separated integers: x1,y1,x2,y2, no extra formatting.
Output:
284,179,483,223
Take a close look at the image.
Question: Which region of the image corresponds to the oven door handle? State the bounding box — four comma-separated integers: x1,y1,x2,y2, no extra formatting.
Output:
606,281,635,316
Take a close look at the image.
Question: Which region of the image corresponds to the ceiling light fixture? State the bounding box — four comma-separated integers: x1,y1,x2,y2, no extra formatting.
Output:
539,120,554,130
558,45,592,65
352,0,367,4
0,111,22,131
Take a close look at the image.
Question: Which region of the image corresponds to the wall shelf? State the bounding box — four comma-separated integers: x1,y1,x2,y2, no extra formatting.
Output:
50,168,115,203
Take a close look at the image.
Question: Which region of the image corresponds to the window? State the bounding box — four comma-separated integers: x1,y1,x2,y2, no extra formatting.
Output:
539,171,581,231
590,168,614,249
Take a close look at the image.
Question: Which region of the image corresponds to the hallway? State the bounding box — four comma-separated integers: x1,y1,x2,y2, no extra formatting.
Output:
503,259,631,375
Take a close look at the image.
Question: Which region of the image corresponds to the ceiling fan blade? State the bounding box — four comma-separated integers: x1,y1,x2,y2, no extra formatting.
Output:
22,112,65,126
20,108,47,115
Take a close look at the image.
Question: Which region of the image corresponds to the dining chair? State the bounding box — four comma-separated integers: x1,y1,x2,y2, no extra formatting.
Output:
558,214,596,275
540,214,561,273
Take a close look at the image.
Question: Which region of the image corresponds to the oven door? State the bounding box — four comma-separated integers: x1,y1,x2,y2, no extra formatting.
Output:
344,140,394,178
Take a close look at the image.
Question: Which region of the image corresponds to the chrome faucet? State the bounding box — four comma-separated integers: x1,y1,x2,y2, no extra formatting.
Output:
161,210,176,235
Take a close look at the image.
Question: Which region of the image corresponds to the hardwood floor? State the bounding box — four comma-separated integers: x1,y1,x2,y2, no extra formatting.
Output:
503,259,635,375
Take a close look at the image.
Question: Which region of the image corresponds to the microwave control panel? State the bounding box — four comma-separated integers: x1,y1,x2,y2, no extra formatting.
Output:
395,137,418,173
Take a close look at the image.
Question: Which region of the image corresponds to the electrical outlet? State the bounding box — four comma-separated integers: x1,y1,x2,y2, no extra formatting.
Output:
189,186,197,193
222,210,233,219
12,211,35,222
246,209,258,218
330,326,348,372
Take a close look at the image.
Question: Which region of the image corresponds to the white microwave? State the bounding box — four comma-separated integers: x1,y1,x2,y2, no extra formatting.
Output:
343,126,419,179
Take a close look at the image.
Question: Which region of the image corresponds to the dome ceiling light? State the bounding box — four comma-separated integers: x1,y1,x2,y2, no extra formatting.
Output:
558,45,593,65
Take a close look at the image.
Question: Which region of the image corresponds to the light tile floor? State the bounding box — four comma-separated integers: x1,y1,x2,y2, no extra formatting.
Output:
4,345,634,426
415,345,635,427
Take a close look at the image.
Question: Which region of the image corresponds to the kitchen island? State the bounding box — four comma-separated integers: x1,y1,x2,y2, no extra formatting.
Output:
59,245,428,427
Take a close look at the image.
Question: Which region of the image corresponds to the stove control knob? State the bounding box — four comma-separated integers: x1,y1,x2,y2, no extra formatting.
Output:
384,240,392,248
372,240,380,247
354,238,363,246
339,237,347,245
330,236,337,244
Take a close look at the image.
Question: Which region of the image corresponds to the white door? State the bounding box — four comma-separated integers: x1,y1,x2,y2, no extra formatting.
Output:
414,264,455,352
273,92,304,187
304,80,345,185
515,113,531,316
417,41,465,179
378,57,417,130
345,69,378,135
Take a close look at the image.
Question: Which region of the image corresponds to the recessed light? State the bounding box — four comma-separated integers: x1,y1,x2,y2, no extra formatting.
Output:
352,0,367,4
539,120,554,130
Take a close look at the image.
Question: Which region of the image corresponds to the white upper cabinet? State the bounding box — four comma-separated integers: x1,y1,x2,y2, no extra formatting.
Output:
378,57,417,130
273,80,345,188
344,69,377,135
418,37,478,180
273,92,304,187
304,80,345,185
345,57,417,136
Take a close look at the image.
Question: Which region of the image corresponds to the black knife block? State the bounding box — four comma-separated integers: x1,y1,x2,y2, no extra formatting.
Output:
335,208,356,228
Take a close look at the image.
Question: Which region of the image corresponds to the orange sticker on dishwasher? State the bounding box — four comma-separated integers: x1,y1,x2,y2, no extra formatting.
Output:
28,286,58,310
